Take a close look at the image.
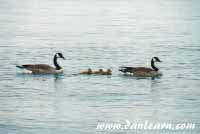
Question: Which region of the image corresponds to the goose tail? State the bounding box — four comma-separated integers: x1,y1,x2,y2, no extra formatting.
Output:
16,65,25,69
119,67,134,73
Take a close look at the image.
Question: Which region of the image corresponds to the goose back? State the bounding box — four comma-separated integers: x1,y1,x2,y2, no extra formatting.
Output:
21,64,62,74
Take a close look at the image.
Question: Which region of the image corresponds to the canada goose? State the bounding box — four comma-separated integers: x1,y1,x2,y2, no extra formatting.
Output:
16,53,65,74
119,57,162,77
80,68,93,74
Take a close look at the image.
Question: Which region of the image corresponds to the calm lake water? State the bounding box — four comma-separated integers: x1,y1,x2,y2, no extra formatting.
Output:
0,0,200,133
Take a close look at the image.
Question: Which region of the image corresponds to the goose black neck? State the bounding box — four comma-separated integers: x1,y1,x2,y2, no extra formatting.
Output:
54,55,62,70
151,59,159,71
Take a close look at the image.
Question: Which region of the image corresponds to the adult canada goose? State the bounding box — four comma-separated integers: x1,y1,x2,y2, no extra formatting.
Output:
80,68,93,74
119,57,162,77
16,53,65,74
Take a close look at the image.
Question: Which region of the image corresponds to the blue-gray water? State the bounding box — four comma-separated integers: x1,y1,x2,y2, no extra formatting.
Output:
0,0,200,133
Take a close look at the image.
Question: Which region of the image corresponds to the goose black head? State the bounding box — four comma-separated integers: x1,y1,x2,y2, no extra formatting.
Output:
56,53,66,60
152,57,162,62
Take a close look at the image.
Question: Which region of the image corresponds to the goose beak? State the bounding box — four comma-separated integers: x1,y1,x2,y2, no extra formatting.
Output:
62,57,66,60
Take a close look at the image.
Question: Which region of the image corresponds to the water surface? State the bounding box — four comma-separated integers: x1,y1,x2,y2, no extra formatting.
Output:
0,0,200,133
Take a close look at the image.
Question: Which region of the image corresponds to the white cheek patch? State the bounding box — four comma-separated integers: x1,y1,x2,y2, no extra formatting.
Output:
153,58,156,62
153,57,160,62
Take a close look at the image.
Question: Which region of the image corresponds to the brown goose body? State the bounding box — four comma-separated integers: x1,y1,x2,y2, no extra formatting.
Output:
16,53,65,74
133,67,161,77
19,64,63,74
119,57,162,77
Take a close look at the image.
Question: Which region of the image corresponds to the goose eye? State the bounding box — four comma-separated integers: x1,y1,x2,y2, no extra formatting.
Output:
156,58,160,62
58,53,62,58
155,58,158,61
153,57,160,62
